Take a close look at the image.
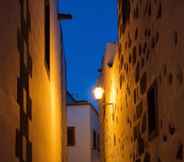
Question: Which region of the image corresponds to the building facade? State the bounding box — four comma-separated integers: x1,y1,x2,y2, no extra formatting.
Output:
0,0,67,162
100,1,184,161
67,93,100,162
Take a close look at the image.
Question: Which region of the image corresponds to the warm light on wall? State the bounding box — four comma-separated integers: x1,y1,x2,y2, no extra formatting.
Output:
93,86,114,109
93,86,104,100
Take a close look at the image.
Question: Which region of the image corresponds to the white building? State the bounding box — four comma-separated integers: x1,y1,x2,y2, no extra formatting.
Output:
67,92,100,162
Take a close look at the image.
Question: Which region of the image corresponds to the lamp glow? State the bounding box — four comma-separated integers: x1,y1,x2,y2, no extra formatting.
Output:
93,87,104,100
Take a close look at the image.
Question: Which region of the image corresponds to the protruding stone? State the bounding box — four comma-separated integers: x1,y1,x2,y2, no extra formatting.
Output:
157,3,162,19
169,123,176,135
163,65,167,76
174,31,178,47
140,72,147,94
141,58,145,68
139,44,142,56
163,135,167,142
136,102,143,119
134,126,138,140
144,152,151,162
142,113,147,134
133,46,137,65
176,143,183,160
148,3,152,16
143,42,147,54
134,89,137,104
135,62,140,82
176,66,183,84
136,158,141,162
135,28,138,40
137,135,144,155
168,73,173,85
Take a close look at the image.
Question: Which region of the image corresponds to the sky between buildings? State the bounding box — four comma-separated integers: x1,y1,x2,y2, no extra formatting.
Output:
59,0,117,104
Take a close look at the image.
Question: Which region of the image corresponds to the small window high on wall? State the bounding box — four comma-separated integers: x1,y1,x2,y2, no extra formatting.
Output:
67,127,75,146
93,130,97,149
147,80,158,140
44,0,50,73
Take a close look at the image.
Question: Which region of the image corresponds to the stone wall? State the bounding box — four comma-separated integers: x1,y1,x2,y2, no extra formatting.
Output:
100,1,184,162
0,0,67,162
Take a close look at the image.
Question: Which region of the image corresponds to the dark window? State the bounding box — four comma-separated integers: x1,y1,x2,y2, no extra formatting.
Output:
97,134,100,152
147,80,158,139
44,0,50,73
93,130,97,149
67,127,75,146
122,0,130,32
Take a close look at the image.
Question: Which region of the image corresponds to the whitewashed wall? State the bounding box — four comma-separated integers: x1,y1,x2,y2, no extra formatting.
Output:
67,104,100,162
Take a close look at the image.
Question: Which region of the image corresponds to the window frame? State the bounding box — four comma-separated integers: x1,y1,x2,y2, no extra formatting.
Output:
93,129,97,150
67,126,76,146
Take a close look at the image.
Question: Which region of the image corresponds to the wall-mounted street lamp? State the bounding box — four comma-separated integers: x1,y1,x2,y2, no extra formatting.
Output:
93,86,114,107
93,86,104,100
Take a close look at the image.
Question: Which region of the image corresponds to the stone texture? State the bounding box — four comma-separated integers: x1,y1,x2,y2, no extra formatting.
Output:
99,1,184,162
0,1,67,162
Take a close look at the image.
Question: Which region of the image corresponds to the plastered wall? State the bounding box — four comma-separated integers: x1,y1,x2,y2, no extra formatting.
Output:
0,0,66,162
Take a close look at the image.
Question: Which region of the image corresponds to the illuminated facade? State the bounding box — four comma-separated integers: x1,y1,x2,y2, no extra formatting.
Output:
67,92,100,162
100,1,184,162
0,0,67,162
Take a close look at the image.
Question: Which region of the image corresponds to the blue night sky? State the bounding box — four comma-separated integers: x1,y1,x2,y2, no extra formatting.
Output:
59,0,117,103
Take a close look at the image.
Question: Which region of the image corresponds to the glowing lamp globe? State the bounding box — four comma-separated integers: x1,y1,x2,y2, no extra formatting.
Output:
93,87,104,100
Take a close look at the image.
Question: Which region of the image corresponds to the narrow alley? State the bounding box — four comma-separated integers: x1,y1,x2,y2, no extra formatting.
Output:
0,0,184,162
